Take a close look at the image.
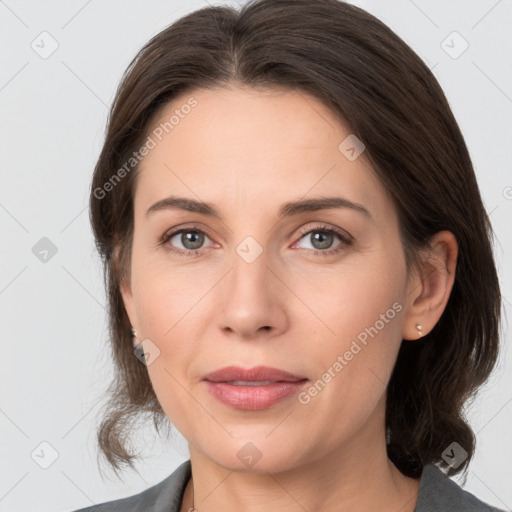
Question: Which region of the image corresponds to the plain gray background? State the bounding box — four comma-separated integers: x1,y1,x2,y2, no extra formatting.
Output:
1,0,511,510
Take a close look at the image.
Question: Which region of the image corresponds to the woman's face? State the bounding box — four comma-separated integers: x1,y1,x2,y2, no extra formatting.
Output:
121,85,420,472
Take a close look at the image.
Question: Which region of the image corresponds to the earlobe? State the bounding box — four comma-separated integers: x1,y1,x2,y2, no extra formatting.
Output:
402,230,458,341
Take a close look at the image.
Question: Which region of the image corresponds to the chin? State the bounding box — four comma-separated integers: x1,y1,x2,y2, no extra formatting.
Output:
197,435,308,475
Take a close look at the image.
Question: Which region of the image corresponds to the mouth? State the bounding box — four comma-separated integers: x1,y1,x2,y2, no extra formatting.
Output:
203,366,309,410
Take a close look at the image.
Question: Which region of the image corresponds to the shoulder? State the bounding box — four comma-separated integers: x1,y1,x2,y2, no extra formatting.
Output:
416,463,506,512
68,460,191,512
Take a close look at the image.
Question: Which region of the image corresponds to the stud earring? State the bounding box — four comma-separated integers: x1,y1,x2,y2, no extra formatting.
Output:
415,323,423,337
131,327,139,348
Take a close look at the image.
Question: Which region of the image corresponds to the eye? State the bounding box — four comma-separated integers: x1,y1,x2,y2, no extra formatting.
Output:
294,224,352,256
160,226,214,256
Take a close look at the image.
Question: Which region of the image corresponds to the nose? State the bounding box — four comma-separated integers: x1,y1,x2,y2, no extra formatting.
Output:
217,248,289,340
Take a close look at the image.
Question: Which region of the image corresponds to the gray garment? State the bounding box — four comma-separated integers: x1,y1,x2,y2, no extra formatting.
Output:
70,460,506,512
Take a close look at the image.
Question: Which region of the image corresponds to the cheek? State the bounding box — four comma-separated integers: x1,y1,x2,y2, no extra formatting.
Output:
312,254,404,342
301,249,406,400
131,253,205,339
145,359,196,438
130,256,203,388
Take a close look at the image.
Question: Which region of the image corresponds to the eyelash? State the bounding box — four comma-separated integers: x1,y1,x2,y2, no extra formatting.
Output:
159,224,352,258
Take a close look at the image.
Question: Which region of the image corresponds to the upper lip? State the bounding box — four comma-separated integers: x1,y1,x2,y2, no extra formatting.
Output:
203,365,307,383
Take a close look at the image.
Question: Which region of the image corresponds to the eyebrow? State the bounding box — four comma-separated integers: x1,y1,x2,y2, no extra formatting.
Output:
146,195,372,221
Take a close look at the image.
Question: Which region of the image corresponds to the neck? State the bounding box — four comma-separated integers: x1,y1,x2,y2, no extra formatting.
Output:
180,430,420,512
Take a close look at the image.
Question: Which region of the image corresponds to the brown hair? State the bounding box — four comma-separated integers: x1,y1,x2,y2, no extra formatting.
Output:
89,0,502,482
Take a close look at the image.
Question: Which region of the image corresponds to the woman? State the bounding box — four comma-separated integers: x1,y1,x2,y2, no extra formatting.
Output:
72,0,505,511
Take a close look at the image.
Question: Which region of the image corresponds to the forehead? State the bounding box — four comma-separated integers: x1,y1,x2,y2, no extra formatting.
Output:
145,85,350,158
134,86,391,220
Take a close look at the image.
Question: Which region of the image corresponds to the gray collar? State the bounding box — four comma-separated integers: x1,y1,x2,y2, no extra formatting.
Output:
76,460,504,512
413,463,503,512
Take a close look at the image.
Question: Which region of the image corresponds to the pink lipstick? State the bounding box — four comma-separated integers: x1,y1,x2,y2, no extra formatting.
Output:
203,366,308,410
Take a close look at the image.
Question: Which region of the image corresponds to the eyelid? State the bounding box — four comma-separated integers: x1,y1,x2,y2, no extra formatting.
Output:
294,223,353,244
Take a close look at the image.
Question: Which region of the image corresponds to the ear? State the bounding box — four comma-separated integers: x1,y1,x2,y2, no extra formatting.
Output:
402,230,458,340
115,244,138,333
120,276,138,333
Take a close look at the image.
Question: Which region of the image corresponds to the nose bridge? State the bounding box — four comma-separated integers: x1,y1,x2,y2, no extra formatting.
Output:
215,234,285,336
224,208,291,296
230,237,271,297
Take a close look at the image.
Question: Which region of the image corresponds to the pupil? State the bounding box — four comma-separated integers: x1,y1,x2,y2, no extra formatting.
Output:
312,232,332,249
183,231,203,250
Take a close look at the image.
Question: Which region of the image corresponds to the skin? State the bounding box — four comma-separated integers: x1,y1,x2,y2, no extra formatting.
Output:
121,85,458,512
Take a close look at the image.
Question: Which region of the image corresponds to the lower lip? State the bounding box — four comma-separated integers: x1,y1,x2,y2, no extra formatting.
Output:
204,380,308,410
